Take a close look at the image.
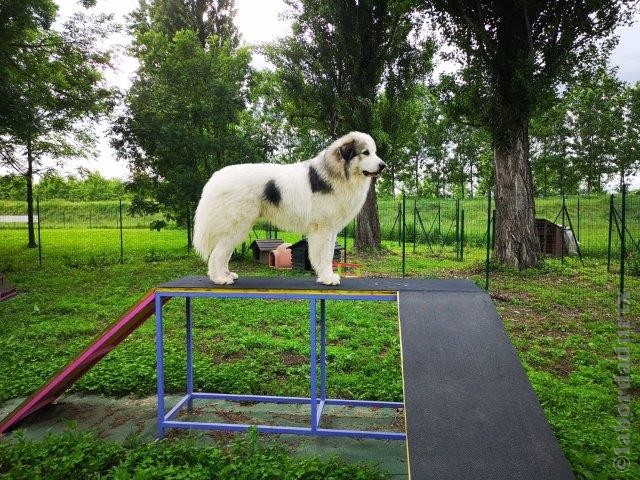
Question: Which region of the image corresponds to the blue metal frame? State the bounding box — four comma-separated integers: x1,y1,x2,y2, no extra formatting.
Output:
154,289,404,440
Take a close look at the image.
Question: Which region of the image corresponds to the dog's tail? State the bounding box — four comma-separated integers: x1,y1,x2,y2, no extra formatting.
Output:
192,200,214,261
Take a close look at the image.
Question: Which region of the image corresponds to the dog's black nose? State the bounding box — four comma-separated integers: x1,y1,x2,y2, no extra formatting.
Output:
378,163,386,173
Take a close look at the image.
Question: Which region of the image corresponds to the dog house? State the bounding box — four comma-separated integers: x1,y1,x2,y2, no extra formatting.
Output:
288,239,342,272
269,243,293,269
251,239,284,264
536,219,578,256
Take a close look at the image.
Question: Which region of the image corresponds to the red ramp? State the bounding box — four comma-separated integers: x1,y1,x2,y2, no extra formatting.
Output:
0,289,159,434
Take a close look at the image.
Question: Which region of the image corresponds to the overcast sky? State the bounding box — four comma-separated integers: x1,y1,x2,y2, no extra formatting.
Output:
47,0,640,189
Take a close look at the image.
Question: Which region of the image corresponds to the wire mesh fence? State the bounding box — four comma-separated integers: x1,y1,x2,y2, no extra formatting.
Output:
0,192,637,268
378,193,639,259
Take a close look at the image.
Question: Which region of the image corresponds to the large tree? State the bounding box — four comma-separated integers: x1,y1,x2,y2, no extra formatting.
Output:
611,80,640,190
423,1,636,268
113,0,252,231
0,2,114,247
566,67,622,193
267,0,433,251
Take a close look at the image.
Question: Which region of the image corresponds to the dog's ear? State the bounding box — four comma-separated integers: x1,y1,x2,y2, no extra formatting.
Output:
338,140,357,162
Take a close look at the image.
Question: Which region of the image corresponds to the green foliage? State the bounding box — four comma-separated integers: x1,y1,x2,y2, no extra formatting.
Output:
0,0,116,246
265,0,436,249
530,70,640,196
0,0,58,128
113,1,253,222
426,1,634,140
36,170,125,202
0,429,386,479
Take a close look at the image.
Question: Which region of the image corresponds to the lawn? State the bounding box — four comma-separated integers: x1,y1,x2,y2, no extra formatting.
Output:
0,227,638,479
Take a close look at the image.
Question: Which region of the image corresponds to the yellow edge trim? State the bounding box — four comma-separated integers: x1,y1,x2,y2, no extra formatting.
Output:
397,291,412,479
156,287,393,296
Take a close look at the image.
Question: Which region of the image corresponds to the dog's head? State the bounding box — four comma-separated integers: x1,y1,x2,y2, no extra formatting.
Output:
326,132,386,180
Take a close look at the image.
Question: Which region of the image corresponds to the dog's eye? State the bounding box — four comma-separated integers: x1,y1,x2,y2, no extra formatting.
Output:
362,150,370,155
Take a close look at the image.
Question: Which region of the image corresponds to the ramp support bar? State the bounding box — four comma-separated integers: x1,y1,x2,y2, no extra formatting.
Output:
154,289,404,440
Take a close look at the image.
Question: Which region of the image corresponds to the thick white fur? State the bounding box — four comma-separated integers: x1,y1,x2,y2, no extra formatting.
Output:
193,132,385,285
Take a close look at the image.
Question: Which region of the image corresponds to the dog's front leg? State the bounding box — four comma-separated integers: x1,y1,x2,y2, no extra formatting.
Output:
308,231,340,285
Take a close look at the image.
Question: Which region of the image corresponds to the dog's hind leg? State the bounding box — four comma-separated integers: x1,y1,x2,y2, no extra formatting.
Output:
308,230,340,285
207,226,250,285
208,237,236,285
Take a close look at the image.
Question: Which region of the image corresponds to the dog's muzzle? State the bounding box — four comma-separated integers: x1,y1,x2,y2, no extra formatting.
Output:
363,162,386,177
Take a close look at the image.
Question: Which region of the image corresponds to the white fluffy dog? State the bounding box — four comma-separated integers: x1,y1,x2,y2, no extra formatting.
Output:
193,132,386,285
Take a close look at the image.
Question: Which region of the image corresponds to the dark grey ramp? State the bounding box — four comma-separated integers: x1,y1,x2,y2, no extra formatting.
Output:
398,291,575,480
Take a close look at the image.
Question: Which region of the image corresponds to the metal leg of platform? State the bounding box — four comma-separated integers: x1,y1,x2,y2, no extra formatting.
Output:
154,291,404,440
318,299,327,426
309,299,318,431
186,296,193,411
155,293,165,438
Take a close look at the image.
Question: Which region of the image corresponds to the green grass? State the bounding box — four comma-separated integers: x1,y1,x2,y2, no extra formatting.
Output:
0,228,639,479
0,429,386,479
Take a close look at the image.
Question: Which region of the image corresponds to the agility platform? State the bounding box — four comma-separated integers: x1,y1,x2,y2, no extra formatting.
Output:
0,276,575,479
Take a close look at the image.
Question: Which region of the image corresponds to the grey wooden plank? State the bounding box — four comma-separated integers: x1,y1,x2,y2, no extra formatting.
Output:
398,291,574,480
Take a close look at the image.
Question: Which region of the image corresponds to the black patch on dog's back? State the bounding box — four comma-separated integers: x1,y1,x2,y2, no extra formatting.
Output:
263,180,281,206
309,166,333,194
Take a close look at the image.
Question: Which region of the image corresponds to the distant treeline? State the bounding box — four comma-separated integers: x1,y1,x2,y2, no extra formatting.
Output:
0,171,126,202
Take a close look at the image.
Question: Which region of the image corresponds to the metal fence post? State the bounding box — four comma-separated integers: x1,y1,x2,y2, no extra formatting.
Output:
619,184,626,307
460,209,465,262
412,198,417,254
561,194,567,264
455,199,460,260
607,194,614,273
119,199,124,264
402,192,406,278
36,196,42,267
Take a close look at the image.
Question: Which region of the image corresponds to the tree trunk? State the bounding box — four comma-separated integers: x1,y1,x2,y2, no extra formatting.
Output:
355,179,381,252
26,134,37,248
493,119,540,268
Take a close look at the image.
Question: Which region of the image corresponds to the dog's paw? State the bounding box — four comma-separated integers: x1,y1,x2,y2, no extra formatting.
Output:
211,275,234,285
316,273,340,285
226,271,239,280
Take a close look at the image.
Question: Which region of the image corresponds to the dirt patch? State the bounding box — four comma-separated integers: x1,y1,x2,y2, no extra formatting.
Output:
543,349,574,378
490,291,511,303
210,350,247,363
500,304,587,340
281,351,307,366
